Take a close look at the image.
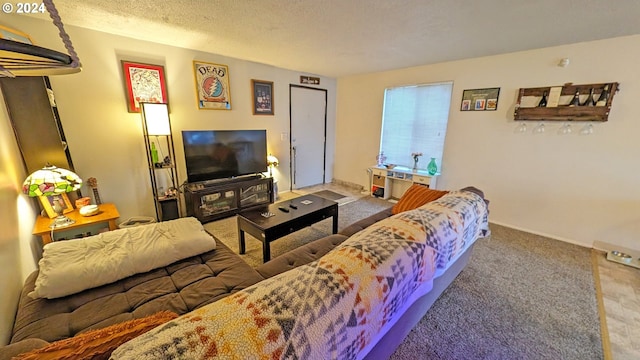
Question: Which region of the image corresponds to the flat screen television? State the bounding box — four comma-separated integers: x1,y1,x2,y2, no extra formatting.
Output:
182,130,268,183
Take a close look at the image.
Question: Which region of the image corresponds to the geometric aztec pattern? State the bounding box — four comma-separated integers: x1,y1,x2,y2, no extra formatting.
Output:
111,190,490,360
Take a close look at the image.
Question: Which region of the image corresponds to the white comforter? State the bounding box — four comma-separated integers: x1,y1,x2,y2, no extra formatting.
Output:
29,217,216,299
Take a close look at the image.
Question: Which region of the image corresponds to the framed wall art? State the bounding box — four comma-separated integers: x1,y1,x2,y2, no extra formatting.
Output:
252,79,274,115
39,193,73,218
121,61,169,113
460,87,500,111
193,60,231,110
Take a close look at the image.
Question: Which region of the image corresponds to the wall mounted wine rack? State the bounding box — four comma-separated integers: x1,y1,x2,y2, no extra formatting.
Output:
514,82,619,122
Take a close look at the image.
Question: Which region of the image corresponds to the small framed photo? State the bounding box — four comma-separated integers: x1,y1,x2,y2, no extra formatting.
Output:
121,61,169,113
193,60,232,110
39,193,74,218
461,87,500,111
252,79,274,115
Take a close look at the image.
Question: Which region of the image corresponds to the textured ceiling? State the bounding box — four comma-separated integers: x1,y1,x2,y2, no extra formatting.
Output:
47,0,640,77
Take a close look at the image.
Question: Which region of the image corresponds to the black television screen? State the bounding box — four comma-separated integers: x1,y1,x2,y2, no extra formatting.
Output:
182,130,267,183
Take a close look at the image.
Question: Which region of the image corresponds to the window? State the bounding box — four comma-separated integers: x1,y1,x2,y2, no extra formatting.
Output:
379,82,453,171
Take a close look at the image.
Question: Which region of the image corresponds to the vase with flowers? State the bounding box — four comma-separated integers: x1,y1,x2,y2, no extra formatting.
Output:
411,152,422,170
376,151,387,167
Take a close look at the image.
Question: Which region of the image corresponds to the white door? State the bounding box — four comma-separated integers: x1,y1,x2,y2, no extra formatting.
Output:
290,85,327,189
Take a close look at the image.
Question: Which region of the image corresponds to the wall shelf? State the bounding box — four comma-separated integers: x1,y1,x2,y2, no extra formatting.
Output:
514,82,619,122
369,166,438,200
141,103,181,222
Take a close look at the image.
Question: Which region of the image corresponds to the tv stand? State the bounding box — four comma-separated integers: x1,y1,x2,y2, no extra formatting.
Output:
186,174,264,191
184,176,274,223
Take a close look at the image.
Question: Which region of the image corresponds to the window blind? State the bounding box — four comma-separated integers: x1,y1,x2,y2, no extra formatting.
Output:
379,82,453,170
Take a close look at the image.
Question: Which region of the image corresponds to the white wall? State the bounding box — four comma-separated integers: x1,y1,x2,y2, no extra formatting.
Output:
336,35,640,250
0,15,336,223
0,16,336,344
0,89,40,344
2,12,638,345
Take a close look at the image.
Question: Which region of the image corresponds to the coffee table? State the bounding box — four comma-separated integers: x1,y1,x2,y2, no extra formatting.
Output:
237,194,338,262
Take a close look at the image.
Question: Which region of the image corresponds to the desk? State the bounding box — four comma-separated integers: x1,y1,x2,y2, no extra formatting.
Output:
369,166,438,200
33,203,120,245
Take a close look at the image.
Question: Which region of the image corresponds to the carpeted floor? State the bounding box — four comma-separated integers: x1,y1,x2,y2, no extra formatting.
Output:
389,223,603,360
203,195,392,268
203,198,603,359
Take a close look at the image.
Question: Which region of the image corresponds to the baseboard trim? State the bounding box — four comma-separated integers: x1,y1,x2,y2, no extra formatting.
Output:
489,220,591,248
591,249,613,360
331,178,365,192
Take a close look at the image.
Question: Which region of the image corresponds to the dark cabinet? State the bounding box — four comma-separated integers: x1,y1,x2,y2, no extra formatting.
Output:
0,76,74,173
184,176,274,223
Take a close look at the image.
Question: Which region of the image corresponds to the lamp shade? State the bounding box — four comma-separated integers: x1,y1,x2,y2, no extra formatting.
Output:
142,102,171,136
267,154,279,167
22,165,82,197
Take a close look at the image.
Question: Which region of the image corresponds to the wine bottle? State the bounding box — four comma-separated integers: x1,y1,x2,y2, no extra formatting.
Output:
537,91,548,107
596,84,609,106
151,142,159,164
582,88,595,107
568,91,581,107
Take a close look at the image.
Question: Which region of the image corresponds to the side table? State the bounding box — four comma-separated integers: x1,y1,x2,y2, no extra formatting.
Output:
33,203,120,245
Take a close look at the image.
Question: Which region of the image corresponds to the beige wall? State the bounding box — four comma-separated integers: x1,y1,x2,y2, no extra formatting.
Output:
0,16,336,344
0,89,40,344
336,35,640,250
2,10,639,346
1,15,336,224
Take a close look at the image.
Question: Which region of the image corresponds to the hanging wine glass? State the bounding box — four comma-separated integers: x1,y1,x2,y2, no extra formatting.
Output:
558,123,572,135
533,122,545,134
580,123,594,135
514,122,528,134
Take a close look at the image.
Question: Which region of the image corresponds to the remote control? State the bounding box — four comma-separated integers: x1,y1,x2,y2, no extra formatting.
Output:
289,204,298,209
278,206,290,213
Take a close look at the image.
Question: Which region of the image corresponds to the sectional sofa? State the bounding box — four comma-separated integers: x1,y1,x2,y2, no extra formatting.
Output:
2,186,489,359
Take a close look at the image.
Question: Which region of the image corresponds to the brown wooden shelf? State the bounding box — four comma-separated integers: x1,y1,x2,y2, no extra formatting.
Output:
514,82,619,122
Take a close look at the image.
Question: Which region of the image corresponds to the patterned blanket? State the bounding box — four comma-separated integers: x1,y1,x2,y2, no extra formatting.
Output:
111,190,489,360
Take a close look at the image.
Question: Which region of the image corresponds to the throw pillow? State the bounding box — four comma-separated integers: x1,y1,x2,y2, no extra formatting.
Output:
12,311,178,360
392,184,449,214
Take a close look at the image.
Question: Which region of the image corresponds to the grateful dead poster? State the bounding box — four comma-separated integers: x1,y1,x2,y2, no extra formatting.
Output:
193,61,231,110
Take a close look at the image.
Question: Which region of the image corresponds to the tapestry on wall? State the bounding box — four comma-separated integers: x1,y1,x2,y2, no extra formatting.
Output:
193,60,231,110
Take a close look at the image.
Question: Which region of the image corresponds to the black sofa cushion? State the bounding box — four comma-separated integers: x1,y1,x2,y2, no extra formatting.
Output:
255,234,349,278
10,238,263,344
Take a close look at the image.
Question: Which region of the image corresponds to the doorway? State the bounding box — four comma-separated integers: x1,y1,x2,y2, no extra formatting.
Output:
289,85,327,190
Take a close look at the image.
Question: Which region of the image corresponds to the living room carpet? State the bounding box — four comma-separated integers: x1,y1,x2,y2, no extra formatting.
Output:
203,199,603,359
203,195,392,268
390,223,603,360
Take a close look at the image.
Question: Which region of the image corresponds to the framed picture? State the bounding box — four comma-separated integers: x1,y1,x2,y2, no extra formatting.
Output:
39,193,73,218
193,60,231,110
121,61,169,113
252,79,274,115
461,87,500,111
